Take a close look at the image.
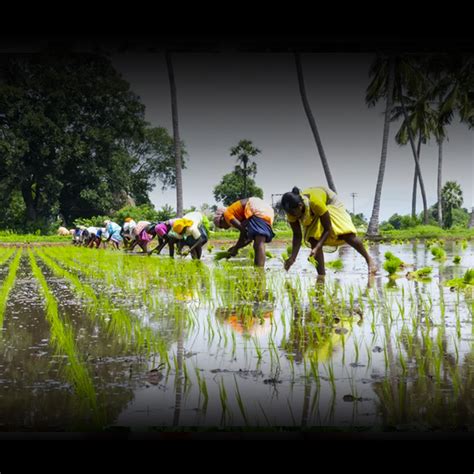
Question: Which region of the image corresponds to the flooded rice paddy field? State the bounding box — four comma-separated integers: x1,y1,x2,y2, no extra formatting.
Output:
0,240,473,432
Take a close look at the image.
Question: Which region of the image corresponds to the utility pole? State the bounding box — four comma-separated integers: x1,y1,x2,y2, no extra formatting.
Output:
350,192,358,216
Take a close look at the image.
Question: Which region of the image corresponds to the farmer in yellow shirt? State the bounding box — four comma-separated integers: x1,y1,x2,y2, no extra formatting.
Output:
281,186,377,276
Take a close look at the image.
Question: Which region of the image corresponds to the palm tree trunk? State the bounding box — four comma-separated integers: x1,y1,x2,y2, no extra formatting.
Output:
367,58,395,237
165,51,184,217
411,131,422,219
294,52,337,193
437,137,443,227
244,160,247,198
398,84,429,224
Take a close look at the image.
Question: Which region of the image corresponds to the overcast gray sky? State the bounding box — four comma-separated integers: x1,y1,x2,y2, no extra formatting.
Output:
113,52,473,220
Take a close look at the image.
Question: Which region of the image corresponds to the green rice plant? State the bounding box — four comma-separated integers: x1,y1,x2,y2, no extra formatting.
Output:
353,335,360,364
406,267,433,281
233,375,249,426
248,247,255,261
265,250,274,259
384,258,401,276
453,255,461,264
431,246,446,261
218,378,229,424
463,269,474,285
36,248,167,357
194,367,208,413
0,250,22,326
252,336,263,362
326,259,343,271
446,268,474,289
0,248,16,267
207,244,214,253
383,252,404,276
27,249,100,420
214,251,232,261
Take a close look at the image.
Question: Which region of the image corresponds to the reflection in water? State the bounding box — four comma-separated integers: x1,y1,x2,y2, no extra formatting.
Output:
282,280,363,364
214,267,274,337
373,326,474,430
215,305,273,337
0,241,473,432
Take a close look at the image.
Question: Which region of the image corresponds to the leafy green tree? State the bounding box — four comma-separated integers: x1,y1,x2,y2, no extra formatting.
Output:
441,181,463,228
127,126,186,205
0,53,181,229
230,139,261,199
113,204,161,224
213,172,263,207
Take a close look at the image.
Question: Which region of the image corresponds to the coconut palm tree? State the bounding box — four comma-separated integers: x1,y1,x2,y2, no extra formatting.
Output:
396,69,430,225
230,139,261,199
294,52,337,193
431,54,473,225
391,91,437,219
366,56,395,237
165,51,184,217
441,181,463,228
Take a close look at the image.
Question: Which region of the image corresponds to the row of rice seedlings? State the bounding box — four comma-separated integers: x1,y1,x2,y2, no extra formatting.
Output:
0,250,22,326
49,246,212,306
374,314,471,430
27,249,100,419
44,247,159,307
36,248,166,357
0,248,16,268
47,247,205,330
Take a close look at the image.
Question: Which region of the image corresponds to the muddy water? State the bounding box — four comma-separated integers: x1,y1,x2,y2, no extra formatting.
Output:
0,241,473,432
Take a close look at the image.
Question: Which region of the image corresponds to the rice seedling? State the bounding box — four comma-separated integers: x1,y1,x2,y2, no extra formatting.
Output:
445,268,474,289
406,267,433,281
218,378,229,424
233,375,249,426
431,246,446,261
453,256,461,264
27,249,101,422
326,259,343,271
0,250,22,326
383,252,404,276
0,248,16,267
214,251,232,261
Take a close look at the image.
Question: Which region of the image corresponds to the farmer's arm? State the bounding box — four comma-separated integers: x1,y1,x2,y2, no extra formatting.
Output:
184,236,204,255
228,219,252,255
284,220,303,270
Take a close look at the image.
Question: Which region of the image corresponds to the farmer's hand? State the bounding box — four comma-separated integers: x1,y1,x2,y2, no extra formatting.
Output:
284,256,295,271
227,246,238,257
